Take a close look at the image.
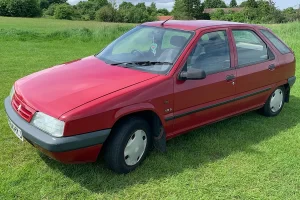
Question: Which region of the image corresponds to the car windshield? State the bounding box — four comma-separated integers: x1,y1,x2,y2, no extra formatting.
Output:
96,25,193,74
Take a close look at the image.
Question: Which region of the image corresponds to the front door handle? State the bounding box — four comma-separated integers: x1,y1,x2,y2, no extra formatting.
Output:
268,64,276,70
226,74,235,81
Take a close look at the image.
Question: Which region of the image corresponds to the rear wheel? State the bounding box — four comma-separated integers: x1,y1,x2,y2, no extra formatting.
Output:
261,86,285,117
104,117,151,174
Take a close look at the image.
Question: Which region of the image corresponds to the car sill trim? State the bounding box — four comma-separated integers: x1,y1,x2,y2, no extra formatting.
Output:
165,87,271,121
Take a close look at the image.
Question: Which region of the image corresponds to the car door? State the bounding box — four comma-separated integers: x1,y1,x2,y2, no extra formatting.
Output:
171,28,237,135
231,28,278,112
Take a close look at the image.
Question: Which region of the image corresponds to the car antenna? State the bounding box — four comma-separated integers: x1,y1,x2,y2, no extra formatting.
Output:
161,17,173,26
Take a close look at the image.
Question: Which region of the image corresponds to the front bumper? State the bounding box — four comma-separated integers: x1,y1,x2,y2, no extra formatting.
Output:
4,97,111,163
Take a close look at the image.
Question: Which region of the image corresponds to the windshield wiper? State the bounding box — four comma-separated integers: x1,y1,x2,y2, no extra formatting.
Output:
110,62,134,66
110,61,173,67
137,61,173,66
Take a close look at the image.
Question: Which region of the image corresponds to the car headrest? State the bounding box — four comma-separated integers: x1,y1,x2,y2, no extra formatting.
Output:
208,32,222,41
170,36,187,48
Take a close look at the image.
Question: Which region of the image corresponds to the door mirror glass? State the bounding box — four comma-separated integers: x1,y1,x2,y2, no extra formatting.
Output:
179,68,206,80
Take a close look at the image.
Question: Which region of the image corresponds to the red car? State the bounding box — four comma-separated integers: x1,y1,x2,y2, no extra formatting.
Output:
5,20,296,173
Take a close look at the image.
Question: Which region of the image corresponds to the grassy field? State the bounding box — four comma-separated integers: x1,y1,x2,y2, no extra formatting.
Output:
1,17,300,199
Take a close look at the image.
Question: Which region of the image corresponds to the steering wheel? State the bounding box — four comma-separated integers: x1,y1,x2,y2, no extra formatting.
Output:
131,49,145,58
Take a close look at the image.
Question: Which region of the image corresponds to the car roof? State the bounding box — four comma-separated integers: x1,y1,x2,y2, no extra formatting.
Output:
143,20,261,31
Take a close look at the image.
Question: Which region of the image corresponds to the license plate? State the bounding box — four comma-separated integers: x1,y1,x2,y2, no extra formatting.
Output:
8,119,23,141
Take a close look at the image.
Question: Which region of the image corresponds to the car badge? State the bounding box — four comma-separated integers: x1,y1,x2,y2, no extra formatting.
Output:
17,104,22,112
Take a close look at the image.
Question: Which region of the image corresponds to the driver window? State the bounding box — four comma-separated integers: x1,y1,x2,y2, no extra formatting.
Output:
187,31,231,74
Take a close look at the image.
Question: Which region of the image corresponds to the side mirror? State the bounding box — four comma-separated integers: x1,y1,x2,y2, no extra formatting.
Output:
179,68,206,80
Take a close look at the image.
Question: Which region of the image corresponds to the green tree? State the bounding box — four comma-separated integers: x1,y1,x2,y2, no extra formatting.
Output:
239,1,247,7
245,0,257,8
116,2,134,22
95,5,114,22
147,2,157,16
44,3,58,16
75,1,97,20
258,0,283,23
6,0,41,17
192,0,204,19
229,0,237,7
282,7,297,22
257,0,270,22
204,0,227,8
124,4,151,23
135,2,146,11
89,0,108,10
48,0,66,5
232,11,246,22
40,0,50,9
183,0,194,18
157,8,169,16
210,8,225,19
54,3,74,19
118,1,133,10
172,0,189,19
173,0,204,19
0,0,9,16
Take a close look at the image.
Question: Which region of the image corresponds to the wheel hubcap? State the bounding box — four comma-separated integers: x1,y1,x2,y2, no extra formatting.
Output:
270,89,283,112
124,130,147,166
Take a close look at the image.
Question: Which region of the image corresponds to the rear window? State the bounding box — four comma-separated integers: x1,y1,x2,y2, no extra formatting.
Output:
260,29,291,54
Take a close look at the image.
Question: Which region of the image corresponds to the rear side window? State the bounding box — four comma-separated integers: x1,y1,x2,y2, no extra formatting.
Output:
232,30,268,66
260,29,291,54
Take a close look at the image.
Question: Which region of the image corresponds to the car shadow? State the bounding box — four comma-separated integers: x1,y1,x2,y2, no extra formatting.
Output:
41,95,300,194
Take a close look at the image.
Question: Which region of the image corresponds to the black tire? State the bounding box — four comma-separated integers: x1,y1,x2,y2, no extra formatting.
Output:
104,117,152,174
261,86,285,117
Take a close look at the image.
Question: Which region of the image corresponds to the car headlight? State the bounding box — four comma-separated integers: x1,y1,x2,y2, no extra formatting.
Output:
9,85,15,100
30,112,65,137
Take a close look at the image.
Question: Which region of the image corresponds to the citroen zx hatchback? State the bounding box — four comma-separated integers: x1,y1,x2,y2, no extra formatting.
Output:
5,20,296,174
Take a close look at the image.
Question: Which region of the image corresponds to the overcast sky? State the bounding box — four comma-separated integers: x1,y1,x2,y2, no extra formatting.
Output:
68,0,299,11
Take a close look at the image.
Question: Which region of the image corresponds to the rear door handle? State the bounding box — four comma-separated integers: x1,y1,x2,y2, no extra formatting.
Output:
268,64,276,70
226,74,235,81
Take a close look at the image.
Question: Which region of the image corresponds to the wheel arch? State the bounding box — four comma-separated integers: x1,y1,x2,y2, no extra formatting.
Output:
103,104,167,152
275,79,293,103
114,103,164,125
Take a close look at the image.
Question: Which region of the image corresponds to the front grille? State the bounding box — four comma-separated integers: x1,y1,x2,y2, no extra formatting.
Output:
11,93,35,122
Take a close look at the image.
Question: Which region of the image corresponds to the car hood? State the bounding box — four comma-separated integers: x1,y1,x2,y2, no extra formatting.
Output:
15,56,159,119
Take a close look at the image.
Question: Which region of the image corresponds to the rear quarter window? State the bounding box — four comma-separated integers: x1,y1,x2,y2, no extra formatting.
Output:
260,29,291,54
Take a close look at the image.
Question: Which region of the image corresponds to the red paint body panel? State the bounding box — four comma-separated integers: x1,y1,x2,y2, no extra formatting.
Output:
15,56,158,119
62,76,174,136
12,21,296,164
35,144,102,164
144,20,245,31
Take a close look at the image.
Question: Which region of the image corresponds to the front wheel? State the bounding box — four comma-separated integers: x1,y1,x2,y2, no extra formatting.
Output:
261,86,285,117
104,117,151,174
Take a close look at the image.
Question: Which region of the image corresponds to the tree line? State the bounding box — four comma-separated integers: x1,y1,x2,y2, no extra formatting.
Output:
0,0,170,22
208,0,300,24
0,0,299,24
172,0,300,24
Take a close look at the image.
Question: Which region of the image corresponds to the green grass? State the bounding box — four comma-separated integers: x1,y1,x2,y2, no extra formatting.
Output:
0,17,300,199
